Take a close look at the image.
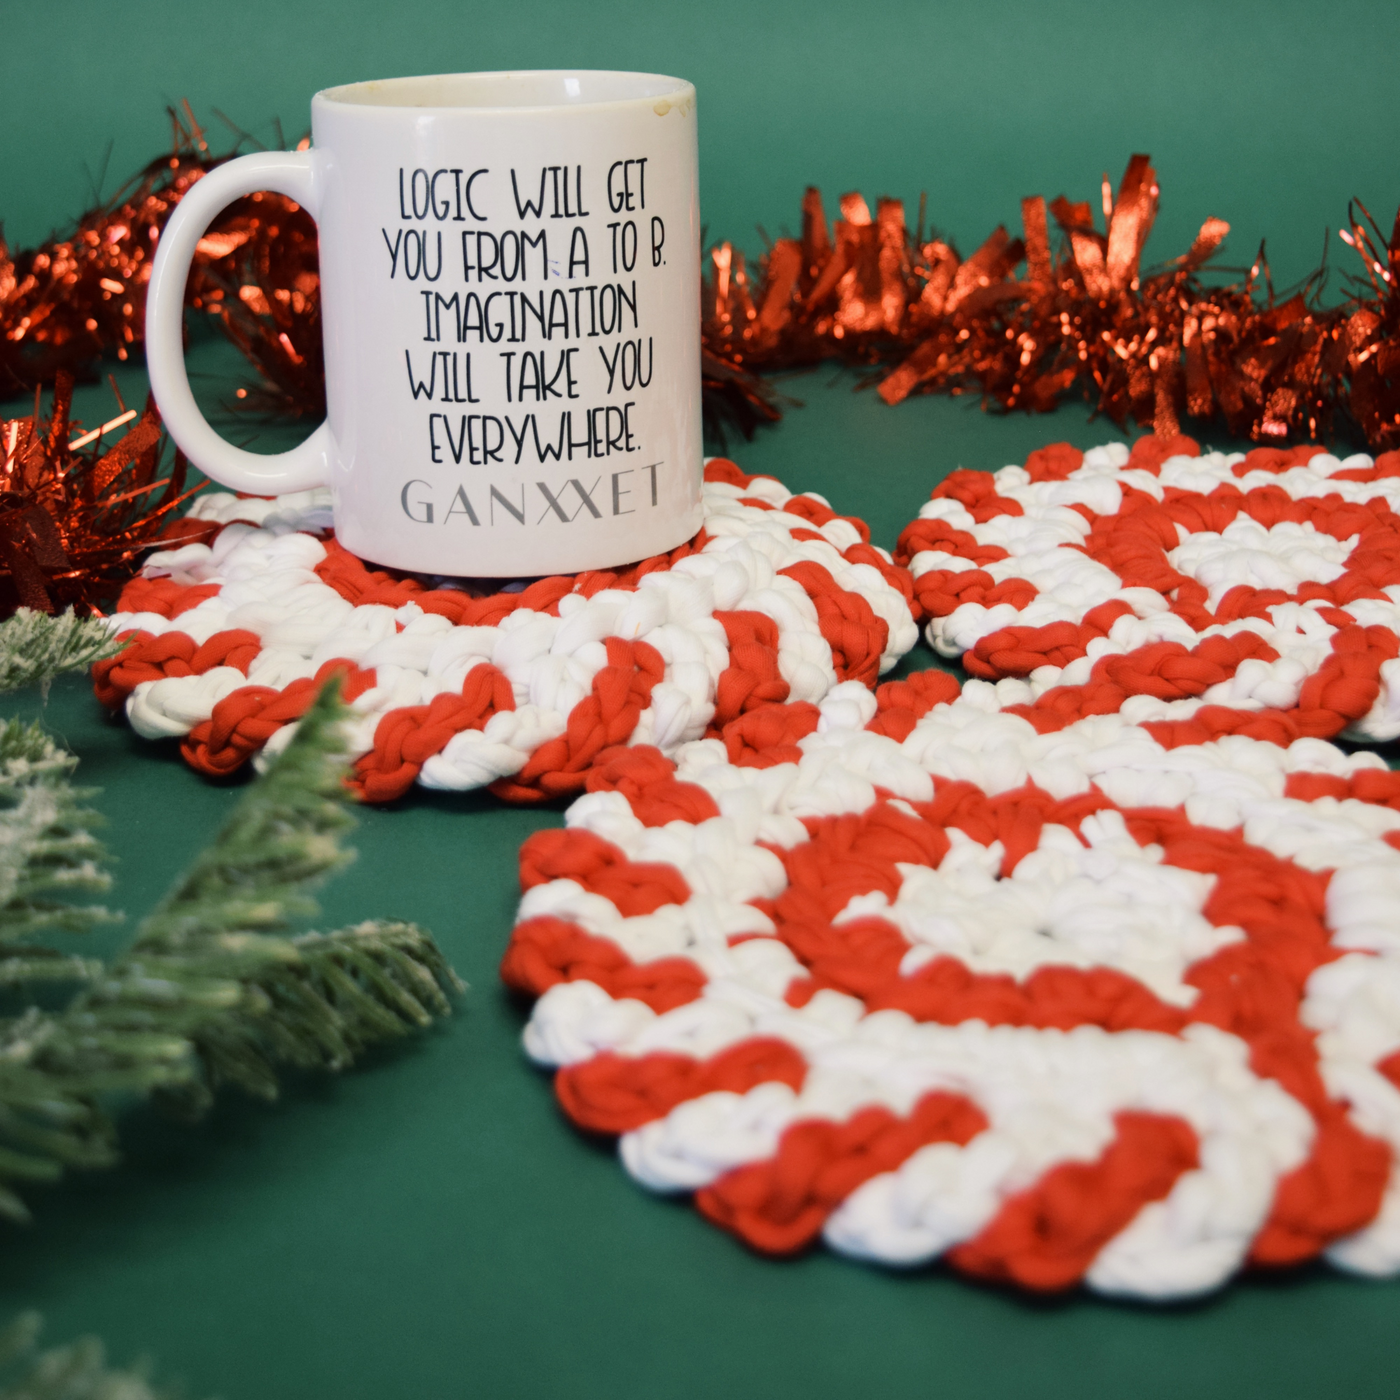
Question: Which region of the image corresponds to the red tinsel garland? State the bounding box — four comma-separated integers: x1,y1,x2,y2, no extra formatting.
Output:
705,157,1400,450
0,111,318,613
0,109,321,412
0,373,201,615
2,124,1396,450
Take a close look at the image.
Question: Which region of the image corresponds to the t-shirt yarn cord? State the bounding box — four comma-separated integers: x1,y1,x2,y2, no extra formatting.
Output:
897,435,1400,746
93,460,916,802
501,674,1400,1298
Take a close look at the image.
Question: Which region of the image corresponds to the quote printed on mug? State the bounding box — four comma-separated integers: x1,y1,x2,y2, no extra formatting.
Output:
382,159,676,532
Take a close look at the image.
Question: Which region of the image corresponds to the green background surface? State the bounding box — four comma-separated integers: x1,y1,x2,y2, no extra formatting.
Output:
3,1,1400,1396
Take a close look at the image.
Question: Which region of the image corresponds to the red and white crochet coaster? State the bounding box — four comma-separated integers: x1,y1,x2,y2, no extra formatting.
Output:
503,674,1400,1298
896,435,1400,745
93,461,917,802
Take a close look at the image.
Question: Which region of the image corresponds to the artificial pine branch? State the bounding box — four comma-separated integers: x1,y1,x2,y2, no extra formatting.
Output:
0,705,196,1218
137,681,355,945
0,1312,187,1400
0,681,463,1221
0,719,113,985
81,684,465,1111
0,1005,192,1222
0,612,123,700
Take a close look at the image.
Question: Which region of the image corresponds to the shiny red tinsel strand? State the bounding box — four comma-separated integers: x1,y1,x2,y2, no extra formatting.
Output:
0,106,322,413
0,109,318,614
3,129,1396,449
0,372,204,615
704,156,1400,450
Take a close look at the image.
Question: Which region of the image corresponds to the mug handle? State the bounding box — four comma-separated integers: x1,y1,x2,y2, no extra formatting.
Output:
145,150,332,494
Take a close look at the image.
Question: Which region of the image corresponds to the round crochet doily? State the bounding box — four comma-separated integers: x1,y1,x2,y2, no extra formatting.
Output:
896,435,1400,744
93,461,917,802
503,677,1400,1298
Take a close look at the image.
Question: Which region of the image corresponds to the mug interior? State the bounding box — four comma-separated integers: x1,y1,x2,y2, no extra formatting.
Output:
317,70,691,112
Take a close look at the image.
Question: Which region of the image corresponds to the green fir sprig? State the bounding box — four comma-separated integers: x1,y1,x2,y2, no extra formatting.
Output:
0,612,123,701
0,682,463,1221
0,719,114,986
0,1312,187,1400
0,608,124,989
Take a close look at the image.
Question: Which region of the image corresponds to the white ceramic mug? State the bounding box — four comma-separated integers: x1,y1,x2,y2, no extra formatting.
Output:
146,70,702,576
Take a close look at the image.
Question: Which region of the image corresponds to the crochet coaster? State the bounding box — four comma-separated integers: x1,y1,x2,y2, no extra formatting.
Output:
502,676,1400,1298
896,435,1400,744
93,461,917,802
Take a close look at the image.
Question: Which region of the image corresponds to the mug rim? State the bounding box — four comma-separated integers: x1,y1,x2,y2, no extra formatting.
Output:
315,69,694,115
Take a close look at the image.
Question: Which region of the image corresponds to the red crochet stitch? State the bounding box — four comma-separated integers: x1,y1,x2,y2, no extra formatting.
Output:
559,1038,809,1136
92,628,261,708
181,659,376,776
946,1111,1201,1291
697,1090,990,1255
350,665,516,803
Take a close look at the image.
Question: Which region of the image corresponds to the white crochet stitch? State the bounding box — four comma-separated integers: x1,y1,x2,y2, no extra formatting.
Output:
104,471,917,788
512,682,1400,1297
903,443,1400,740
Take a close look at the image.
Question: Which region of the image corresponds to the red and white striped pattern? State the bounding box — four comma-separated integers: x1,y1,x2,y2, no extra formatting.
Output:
897,435,1400,746
502,675,1400,1297
93,461,917,802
